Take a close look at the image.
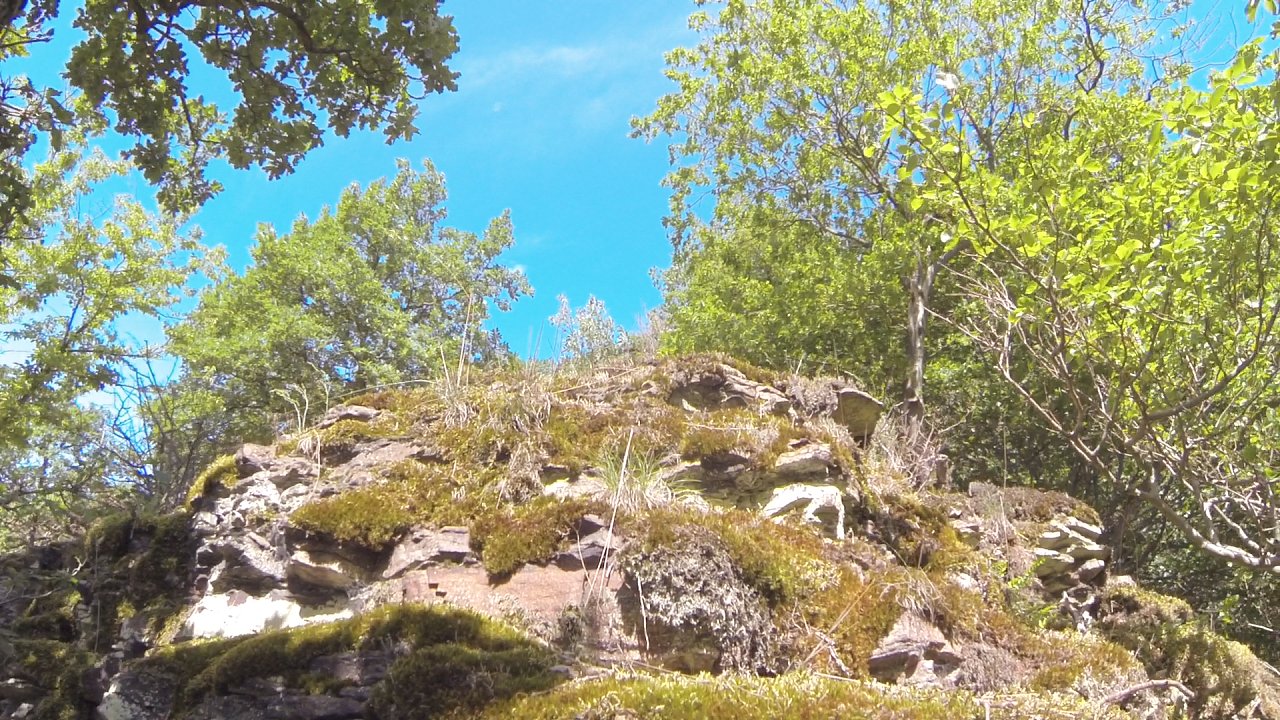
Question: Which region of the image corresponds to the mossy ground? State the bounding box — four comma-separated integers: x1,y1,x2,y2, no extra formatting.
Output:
287,356,860,576
472,670,1124,719
9,638,95,720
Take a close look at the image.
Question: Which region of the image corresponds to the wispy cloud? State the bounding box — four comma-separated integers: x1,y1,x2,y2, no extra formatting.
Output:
457,15,690,92
460,44,613,88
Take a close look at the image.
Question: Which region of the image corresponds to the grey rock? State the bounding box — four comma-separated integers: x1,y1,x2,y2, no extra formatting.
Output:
833,387,884,441
0,679,41,703
554,528,621,570
620,527,778,673
1073,558,1107,585
1060,516,1103,541
235,443,277,478
191,511,220,537
383,527,474,579
1063,540,1109,562
669,363,791,416
1036,527,1079,552
202,532,287,593
577,514,608,536
266,694,365,720
227,677,286,698
187,695,269,720
288,549,365,590
95,669,177,720
950,519,983,548
258,457,319,490
540,464,573,482
760,483,845,540
337,686,371,702
315,405,380,430
308,651,391,686
1032,549,1077,578
771,442,836,479
869,612,960,687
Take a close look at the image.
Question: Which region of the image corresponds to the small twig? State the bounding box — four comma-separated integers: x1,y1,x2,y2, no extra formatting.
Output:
636,574,651,652
1103,679,1194,706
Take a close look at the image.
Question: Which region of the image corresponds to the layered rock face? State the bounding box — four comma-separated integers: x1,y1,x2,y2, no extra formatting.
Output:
3,356,1279,720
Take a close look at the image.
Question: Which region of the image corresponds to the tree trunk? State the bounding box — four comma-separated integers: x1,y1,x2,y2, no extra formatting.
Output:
903,257,933,433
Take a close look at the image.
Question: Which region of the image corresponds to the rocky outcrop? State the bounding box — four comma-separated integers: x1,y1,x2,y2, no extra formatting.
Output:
668,362,792,416
7,357,1279,720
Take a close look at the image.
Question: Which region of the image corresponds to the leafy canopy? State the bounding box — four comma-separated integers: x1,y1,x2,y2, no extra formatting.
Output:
170,159,531,416
0,145,209,452
887,38,1280,571
1,0,459,236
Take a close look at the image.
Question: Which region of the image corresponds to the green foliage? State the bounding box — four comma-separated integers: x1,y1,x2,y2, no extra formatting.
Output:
1,0,459,225
549,294,624,364
889,39,1280,571
170,159,530,418
0,147,213,544
639,0,1166,423
661,206,907,385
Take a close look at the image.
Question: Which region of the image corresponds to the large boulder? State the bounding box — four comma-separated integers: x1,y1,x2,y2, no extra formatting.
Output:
618,526,777,674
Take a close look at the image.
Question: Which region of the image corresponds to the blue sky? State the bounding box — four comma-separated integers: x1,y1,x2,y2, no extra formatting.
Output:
180,2,698,356
15,1,698,361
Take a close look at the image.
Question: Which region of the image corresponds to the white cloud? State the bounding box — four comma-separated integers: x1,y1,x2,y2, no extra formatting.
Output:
461,44,612,88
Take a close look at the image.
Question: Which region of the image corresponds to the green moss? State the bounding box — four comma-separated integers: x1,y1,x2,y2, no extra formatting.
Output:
541,401,685,478
68,512,196,652
291,459,488,550
11,588,79,641
317,417,407,445
630,507,832,609
83,511,138,557
185,454,238,510
801,566,904,677
1097,586,1279,718
1025,631,1142,692
291,485,416,550
367,643,560,719
471,497,606,577
473,670,1085,719
11,639,94,720
142,604,548,712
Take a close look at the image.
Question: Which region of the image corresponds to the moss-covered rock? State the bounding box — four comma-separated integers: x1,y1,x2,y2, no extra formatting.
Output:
139,604,557,713
184,454,238,510
618,524,778,673
1097,585,1280,718
8,638,95,720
